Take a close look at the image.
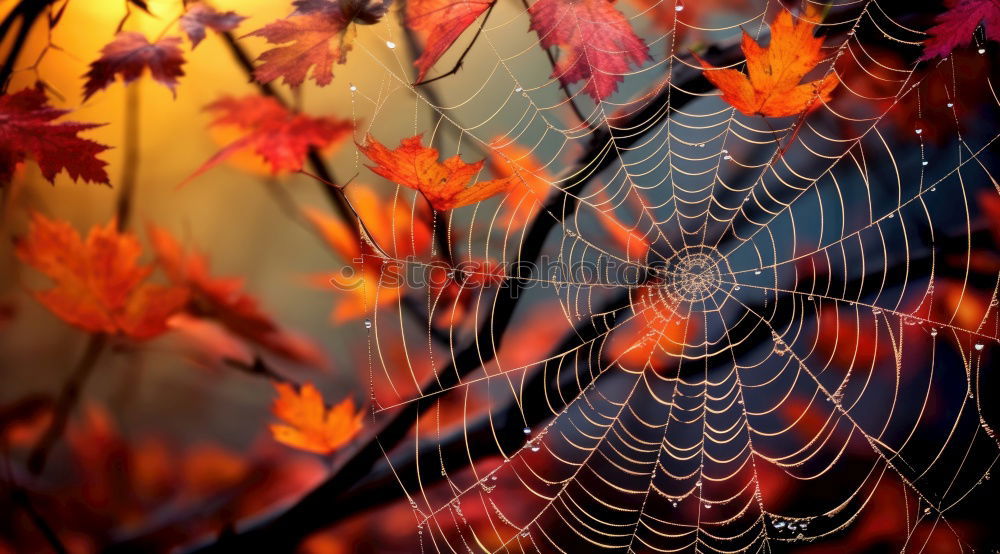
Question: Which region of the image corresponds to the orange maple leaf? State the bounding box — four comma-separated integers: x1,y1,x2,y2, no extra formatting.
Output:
358,134,514,211
15,213,188,340
304,187,432,322
697,8,838,117
269,382,364,454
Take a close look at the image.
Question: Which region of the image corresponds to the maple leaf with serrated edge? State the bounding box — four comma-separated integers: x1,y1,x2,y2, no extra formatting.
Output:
185,95,352,182
269,383,363,454
15,212,189,340
921,0,1000,60
696,7,838,118
148,225,327,367
406,0,494,83
83,32,185,100
358,134,515,211
528,0,650,101
179,3,246,48
248,11,349,87
0,86,109,184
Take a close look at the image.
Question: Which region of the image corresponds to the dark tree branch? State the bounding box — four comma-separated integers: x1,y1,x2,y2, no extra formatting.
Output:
173,37,750,554
26,334,107,476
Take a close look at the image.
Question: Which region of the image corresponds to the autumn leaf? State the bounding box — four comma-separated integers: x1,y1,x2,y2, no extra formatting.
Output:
358,134,514,210
180,2,247,48
487,138,554,229
528,0,650,101
15,213,188,340
406,0,494,83
269,382,363,454
186,94,352,181
83,32,186,100
148,225,327,366
921,0,999,60
0,86,109,184
248,0,379,87
697,8,838,117
303,187,431,322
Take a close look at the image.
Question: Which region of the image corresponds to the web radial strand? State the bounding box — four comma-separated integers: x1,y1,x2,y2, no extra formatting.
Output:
342,0,1000,551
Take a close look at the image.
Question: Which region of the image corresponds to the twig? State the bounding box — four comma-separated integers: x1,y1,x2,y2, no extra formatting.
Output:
26,334,107,476
0,2,54,92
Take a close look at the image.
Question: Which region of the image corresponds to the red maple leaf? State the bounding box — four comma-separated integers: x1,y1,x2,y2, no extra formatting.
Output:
186,94,353,181
921,0,1000,60
528,0,650,101
148,225,327,367
248,12,349,87
179,2,247,48
406,0,494,83
82,32,186,100
0,86,109,184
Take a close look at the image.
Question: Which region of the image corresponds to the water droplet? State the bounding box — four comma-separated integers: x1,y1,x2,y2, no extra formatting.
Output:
530,445,540,452
924,507,931,514
922,161,928,166
386,40,396,49
930,328,938,336
734,285,741,291
515,86,523,93
872,308,882,315
947,102,954,108
523,426,531,434
364,319,372,329
807,296,814,301
491,474,498,481
796,533,804,540
754,270,761,275
671,501,678,508
773,520,786,529
974,343,984,351
978,48,986,54
566,230,577,237
704,502,712,509
675,3,684,11
915,128,923,134
723,155,732,160
349,83,357,92
520,531,529,538
696,480,702,487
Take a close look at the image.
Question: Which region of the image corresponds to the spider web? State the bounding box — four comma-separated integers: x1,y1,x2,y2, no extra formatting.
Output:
336,0,1000,551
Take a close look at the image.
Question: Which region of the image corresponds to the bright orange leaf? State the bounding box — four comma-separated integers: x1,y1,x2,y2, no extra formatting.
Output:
15,213,188,340
270,382,364,454
358,134,515,211
697,8,838,117
304,187,431,322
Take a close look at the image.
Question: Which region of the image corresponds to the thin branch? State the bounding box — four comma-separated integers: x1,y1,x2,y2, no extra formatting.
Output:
26,334,107,476
412,2,496,87
114,82,141,230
